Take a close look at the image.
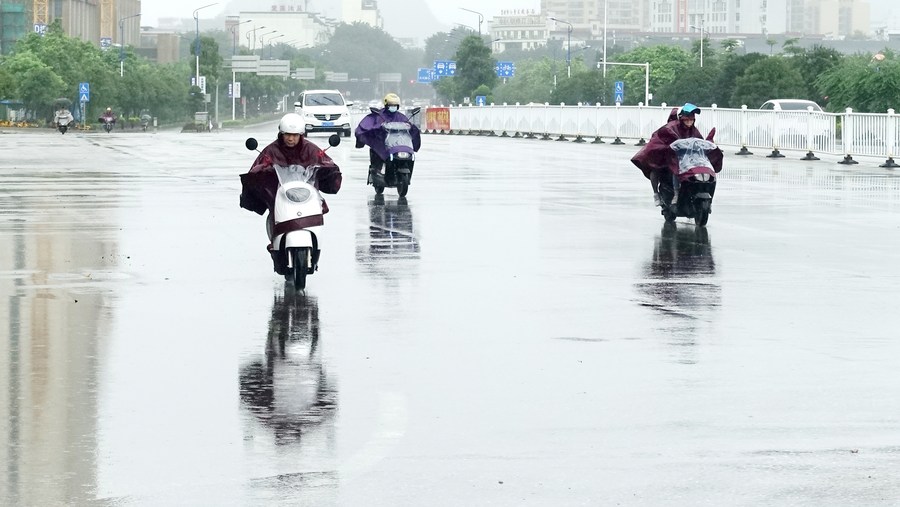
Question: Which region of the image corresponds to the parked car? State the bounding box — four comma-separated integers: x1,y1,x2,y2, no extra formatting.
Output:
293,89,353,137
760,99,823,112
758,99,833,149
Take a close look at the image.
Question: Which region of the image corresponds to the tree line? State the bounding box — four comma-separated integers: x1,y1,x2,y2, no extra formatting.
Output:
1,20,896,126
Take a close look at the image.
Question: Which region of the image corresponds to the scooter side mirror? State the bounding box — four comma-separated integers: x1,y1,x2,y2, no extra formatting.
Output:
328,134,341,147
245,138,258,151
409,107,421,118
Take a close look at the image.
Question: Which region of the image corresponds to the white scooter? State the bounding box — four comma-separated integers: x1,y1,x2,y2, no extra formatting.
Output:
244,134,340,290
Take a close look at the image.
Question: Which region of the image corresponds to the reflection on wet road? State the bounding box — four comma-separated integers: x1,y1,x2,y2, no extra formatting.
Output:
2,129,900,505
240,292,337,444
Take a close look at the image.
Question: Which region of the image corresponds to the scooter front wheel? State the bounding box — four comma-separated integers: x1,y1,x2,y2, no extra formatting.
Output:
290,247,310,290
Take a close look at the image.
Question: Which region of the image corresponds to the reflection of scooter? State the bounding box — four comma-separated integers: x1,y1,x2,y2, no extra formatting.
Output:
658,135,722,227
239,292,336,445
357,195,419,264
242,135,341,290
639,222,719,312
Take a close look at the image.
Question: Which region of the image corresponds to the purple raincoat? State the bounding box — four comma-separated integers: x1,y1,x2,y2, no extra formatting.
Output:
354,108,421,161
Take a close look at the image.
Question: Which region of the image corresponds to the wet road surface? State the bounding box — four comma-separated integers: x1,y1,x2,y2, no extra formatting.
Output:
2,126,900,505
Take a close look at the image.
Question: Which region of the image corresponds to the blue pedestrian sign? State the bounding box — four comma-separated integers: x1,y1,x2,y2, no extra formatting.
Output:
475,95,487,106
614,81,624,104
79,82,90,102
494,61,515,78
100,37,112,50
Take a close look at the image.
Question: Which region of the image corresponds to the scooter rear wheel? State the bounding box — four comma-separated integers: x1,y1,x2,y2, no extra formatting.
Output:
396,174,409,197
694,200,710,227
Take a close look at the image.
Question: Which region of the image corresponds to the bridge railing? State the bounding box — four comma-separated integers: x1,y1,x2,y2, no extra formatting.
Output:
423,104,900,167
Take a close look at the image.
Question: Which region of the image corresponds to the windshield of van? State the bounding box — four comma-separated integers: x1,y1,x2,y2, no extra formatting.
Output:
305,93,344,106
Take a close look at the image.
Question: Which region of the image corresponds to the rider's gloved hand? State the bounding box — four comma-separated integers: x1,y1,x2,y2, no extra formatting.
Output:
355,138,364,149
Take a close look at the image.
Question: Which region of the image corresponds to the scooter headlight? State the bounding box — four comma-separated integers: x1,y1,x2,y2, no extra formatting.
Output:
397,152,411,159
285,188,312,202
692,173,712,182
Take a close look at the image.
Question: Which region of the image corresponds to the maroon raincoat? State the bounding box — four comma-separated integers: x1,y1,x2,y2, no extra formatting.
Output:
631,108,723,179
239,135,342,216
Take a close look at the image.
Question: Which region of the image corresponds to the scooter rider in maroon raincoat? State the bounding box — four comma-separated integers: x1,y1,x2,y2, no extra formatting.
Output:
239,113,342,271
631,103,722,206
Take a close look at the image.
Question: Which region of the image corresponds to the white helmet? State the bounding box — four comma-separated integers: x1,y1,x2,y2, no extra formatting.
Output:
278,113,305,135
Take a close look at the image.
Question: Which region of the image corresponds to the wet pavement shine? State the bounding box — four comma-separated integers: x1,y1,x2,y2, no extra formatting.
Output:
2,126,900,505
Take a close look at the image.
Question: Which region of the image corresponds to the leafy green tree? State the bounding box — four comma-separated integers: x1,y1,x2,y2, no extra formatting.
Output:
451,35,498,102
817,53,900,113
610,45,692,105
794,45,843,106
731,57,806,108
491,58,555,105
550,68,606,104
191,35,223,83
4,51,66,118
657,64,720,108
710,52,767,107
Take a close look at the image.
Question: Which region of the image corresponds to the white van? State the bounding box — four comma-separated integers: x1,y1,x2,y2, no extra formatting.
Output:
293,89,352,137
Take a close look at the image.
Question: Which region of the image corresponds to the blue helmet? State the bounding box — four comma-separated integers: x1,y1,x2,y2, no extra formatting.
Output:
678,103,701,117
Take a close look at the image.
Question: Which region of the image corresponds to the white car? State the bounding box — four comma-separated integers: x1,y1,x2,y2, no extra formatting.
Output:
760,99,823,112
293,89,352,137
758,99,833,149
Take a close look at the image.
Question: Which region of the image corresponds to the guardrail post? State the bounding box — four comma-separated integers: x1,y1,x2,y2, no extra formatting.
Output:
802,105,820,161
635,102,646,146
542,103,552,140
612,102,624,144
838,107,858,165
512,102,522,138
500,103,509,137
556,103,568,141
592,103,604,143
735,105,752,155
880,108,899,168
766,105,784,158
573,103,586,142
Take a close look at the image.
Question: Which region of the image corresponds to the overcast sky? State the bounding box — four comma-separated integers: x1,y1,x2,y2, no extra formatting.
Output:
140,0,541,28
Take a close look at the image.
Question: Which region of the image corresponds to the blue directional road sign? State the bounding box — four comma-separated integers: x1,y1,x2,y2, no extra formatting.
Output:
433,60,457,78
475,95,487,106
494,61,515,78
79,82,90,103
614,80,624,104
417,68,434,83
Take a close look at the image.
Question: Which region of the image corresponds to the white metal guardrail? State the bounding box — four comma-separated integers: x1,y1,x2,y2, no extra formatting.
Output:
425,104,900,167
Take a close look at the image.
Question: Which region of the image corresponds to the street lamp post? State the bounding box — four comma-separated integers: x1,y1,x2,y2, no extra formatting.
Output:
258,30,277,56
459,7,484,36
690,20,709,67
118,13,141,77
550,17,573,78
602,0,608,77
193,3,218,88
246,25,266,52
267,34,283,59
230,19,252,56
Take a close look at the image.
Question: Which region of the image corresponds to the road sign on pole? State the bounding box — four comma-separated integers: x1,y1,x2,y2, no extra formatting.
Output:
79,82,90,102
614,80,624,104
